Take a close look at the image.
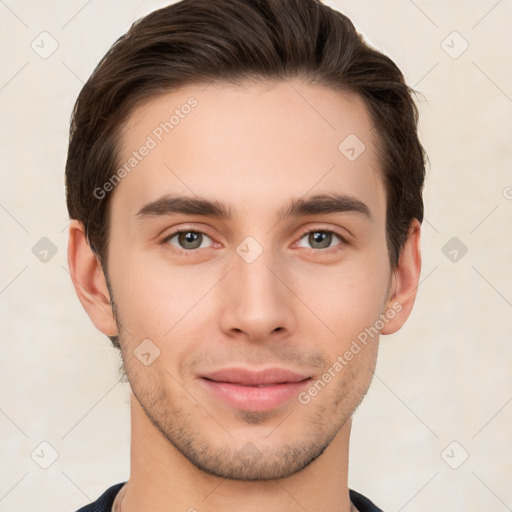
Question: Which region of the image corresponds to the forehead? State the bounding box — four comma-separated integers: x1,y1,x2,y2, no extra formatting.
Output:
111,80,386,224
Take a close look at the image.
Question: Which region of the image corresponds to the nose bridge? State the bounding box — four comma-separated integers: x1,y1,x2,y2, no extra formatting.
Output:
236,246,278,299
219,237,295,340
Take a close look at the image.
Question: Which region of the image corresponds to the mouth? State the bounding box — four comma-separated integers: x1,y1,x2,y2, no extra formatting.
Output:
198,367,313,412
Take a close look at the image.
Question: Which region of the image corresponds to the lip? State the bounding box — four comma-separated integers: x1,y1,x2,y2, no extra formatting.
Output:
198,367,312,412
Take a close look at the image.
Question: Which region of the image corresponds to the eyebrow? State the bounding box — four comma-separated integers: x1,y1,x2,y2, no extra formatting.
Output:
136,193,372,221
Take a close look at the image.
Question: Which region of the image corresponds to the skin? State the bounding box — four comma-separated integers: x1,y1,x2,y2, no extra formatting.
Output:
68,79,421,512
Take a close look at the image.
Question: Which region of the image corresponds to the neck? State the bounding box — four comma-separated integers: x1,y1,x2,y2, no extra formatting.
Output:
121,393,355,512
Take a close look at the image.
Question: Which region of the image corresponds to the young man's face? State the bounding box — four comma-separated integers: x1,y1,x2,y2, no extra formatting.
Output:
82,80,418,480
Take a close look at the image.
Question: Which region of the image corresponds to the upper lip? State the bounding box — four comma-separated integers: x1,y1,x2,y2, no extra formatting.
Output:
200,368,311,386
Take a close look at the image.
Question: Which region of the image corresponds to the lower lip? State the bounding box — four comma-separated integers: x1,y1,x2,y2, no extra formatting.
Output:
199,378,311,412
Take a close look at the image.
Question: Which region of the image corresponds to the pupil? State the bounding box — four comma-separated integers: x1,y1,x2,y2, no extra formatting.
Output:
310,231,330,248
180,231,200,248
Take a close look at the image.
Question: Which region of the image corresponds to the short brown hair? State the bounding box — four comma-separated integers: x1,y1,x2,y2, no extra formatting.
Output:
65,0,426,346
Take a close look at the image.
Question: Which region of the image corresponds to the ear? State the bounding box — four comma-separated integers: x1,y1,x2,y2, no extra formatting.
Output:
67,220,118,337
381,219,422,335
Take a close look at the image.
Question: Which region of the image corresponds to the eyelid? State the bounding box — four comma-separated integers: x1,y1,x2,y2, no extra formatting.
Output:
296,225,349,241
160,224,349,254
160,225,217,250
294,226,348,251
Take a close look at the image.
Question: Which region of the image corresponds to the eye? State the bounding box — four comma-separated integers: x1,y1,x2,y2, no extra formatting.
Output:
296,229,345,251
163,229,214,251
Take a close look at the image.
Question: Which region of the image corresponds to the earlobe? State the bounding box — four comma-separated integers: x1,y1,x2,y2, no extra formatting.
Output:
67,220,118,337
380,219,422,335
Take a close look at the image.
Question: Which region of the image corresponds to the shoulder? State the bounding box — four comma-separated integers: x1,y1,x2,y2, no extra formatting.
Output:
349,488,386,512
73,482,126,512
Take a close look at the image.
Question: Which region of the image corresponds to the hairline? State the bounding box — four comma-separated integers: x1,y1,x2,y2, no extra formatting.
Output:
97,76,395,277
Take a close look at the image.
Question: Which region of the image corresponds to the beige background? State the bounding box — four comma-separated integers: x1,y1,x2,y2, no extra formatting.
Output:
1,1,511,511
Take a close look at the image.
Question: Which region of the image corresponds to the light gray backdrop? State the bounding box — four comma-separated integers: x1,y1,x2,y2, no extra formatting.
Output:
1,1,511,511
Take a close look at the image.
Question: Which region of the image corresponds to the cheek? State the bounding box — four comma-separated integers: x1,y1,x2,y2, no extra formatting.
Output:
109,249,216,341
109,227,391,354
291,255,391,339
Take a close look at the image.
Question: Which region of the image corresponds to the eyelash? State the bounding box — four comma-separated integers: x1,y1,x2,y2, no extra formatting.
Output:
295,227,347,253
160,226,348,256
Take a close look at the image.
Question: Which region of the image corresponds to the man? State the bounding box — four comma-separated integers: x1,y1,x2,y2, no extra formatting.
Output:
66,0,425,510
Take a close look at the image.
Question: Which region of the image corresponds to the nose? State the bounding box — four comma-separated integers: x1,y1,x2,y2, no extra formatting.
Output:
218,245,296,343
